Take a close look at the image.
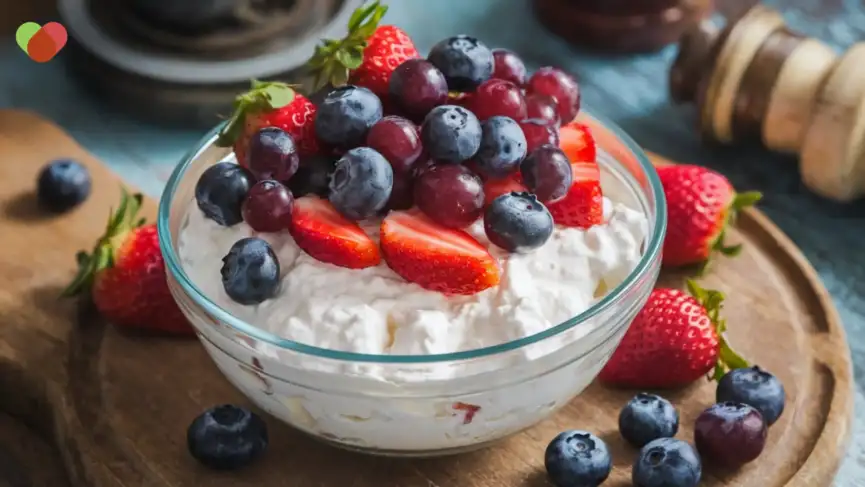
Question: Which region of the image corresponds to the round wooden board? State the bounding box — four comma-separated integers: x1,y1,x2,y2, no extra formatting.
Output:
0,110,852,487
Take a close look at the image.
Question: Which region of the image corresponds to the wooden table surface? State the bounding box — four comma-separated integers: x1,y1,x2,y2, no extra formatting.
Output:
0,0,863,485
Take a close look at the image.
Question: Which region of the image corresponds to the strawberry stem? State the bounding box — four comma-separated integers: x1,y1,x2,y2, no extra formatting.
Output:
699,190,763,276
215,80,298,147
685,279,750,381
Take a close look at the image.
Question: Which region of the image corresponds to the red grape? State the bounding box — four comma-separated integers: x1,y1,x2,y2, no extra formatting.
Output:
521,146,573,202
385,172,415,211
492,49,527,85
414,165,484,228
242,180,295,232
519,119,560,153
412,152,438,178
526,67,581,124
366,116,422,174
525,93,560,126
389,59,449,122
247,127,300,182
468,79,527,122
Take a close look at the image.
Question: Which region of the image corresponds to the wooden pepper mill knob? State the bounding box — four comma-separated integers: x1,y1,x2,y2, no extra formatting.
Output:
670,4,865,202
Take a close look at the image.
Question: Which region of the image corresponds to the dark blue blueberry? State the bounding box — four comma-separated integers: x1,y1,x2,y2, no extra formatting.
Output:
289,154,336,198
314,85,383,148
484,192,553,252
633,438,702,487
427,35,494,91
716,365,785,426
36,159,92,212
544,430,612,487
195,162,254,226
475,116,527,178
619,393,680,448
328,147,393,220
420,105,482,163
187,405,268,470
220,238,280,305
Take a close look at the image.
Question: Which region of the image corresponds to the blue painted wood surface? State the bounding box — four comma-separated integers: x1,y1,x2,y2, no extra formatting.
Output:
1,0,863,483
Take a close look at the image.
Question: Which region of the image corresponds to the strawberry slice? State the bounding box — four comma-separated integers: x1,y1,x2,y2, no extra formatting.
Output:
380,211,500,295
483,177,528,205
289,196,381,269
547,162,604,228
559,121,597,164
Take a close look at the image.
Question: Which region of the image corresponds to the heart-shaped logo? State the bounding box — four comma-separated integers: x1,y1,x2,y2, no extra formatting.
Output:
16,22,68,63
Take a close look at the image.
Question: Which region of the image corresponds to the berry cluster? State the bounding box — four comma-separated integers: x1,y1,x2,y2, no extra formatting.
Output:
545,367,785,487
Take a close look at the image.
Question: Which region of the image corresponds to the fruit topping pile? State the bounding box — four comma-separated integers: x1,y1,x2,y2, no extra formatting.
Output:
204,1,604,304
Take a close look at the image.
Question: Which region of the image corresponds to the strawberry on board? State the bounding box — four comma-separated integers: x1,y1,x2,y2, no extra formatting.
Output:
559,121,596,164
289,196,381,269
63,190,193,336
380,210,501,295
216,81,319,167
657,164,762,271
598,280,750,389
306,1,420,99
546,161,604,228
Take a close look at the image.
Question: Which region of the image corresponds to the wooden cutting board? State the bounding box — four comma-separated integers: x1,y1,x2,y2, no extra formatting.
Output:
0,109,853,487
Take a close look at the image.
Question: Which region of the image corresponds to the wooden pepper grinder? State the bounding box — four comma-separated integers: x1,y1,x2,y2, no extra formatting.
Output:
670,4,865,202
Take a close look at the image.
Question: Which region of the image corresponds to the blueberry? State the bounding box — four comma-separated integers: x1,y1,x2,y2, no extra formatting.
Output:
328,147,393,220
633,438,702,487
716,365,785,425
619,393,680,448
420,105,482,163
427,35,494,91
220,238,280,305
187,405,268,470
314,85,383,148
475,116,527,178
289,154,336,198
484,192,553,252
195,162,254,226
36,159,92,212
544,430,612,487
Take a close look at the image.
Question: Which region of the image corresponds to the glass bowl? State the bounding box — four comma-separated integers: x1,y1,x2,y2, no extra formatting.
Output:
157,109,666,457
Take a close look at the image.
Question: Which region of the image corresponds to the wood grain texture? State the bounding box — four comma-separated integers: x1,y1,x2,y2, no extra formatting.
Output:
0,109,853,486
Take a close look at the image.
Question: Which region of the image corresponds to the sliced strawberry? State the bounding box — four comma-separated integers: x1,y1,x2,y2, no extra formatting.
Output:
290,196,381,269
380,211,500,295
547,162,604,228
483,177,528,205
559,121,597,164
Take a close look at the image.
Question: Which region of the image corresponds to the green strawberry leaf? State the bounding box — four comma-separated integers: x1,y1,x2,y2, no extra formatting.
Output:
215,80,297,147
686,279,750,382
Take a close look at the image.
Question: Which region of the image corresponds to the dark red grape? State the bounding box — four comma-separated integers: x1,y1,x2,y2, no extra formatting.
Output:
694,402,767,469
491,49,527,86
525,93,560,126
468,79,527,122
526,67,581,124
414,165,484,228
366,116,423,174
242,180,295,232
519,119,560,153
385,172,415,211
521,145,573,202
389,59,449,122
247,127,300,182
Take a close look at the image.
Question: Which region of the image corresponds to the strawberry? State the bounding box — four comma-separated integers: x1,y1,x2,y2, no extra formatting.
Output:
546,161,604,228
559,121,596,164
63,191,193,336
306,1,420,99
599,280,749,388
216,81,319,167
289,196,381,269
380,210,500,295
657,164,762,271
483,176,528,205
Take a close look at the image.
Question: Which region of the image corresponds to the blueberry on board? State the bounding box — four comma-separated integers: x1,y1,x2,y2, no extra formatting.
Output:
187,404,268,470
314,85,383,148
420,105,482,163
220,237,280,305
289,154,336,198
544,430,612,487
475,116,527,178
633,438,702,487
619,392,680,448
36,159,92,212
484,192,553,252
427,35,494,91
195,162,255,226
716,365,786,426
328,147,393,220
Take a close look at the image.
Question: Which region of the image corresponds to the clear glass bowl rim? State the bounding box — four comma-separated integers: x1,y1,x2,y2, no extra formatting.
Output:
157,108,667,364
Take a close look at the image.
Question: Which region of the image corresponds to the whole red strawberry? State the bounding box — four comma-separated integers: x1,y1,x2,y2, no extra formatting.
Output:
658,164,762,271
216,81,319,166
306,1,420,99
599,280,749,388
63,191,193,336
